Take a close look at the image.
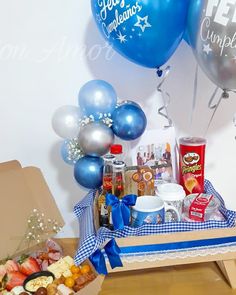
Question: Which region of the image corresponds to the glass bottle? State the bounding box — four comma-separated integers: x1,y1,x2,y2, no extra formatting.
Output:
97,154,115,228
110,144,123,162
112,160,126,199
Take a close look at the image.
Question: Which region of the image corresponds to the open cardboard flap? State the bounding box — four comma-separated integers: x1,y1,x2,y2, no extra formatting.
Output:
0,160,65,259
0,160,104,295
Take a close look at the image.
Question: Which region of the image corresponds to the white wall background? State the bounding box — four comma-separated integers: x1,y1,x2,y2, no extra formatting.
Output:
1,0,236,237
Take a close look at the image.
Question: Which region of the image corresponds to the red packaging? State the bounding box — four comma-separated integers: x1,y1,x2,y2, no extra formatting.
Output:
189,194,213,221
179,137,206,194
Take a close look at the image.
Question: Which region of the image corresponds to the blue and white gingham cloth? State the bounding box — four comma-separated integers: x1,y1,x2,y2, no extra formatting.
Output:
73,180,236,265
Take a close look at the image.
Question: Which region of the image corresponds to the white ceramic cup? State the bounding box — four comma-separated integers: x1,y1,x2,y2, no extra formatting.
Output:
131,195,179,227
156,183,186,222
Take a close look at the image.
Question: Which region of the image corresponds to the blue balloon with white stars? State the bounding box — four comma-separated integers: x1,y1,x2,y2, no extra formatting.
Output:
91,0,189,68
112,104,147,141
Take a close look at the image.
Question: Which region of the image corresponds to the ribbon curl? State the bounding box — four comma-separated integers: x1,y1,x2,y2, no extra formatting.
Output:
156,66,173,128
106,194,137,230
204,88,229,136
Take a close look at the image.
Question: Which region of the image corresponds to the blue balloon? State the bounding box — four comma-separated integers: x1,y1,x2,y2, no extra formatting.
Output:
79,80,117,120
112,104,147,141
61,141,74,165
91,0,189,68
61,139,83,165
120,100,141,109
74,156,104,189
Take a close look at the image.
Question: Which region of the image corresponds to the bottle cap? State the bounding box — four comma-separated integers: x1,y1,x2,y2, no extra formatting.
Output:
110,144,123,155
113,160,125,168
179,137,206,146
103,154,116,162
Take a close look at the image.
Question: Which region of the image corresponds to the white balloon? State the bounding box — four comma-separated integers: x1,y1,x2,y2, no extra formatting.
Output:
52,105,82,139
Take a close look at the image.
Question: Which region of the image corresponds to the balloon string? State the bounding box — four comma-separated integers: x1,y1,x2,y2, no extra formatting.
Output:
190,64,198,128
208,87,220,109
233,115,236,140
156,66,173,128
204,89,229,136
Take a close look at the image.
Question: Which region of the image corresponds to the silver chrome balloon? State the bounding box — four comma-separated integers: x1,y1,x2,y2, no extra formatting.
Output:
52,105,82,139
78,122,114,157
187,0,236,90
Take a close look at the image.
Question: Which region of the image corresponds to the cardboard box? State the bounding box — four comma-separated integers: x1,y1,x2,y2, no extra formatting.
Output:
0,160,104,294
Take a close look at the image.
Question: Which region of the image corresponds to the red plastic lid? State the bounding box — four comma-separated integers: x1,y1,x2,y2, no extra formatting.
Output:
110,144,122,155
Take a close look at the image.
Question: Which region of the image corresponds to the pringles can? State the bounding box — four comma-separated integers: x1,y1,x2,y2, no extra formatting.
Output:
179,137,206,195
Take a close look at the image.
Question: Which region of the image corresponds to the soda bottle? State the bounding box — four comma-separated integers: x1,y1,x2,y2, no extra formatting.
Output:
110,144,123,162
112,160,126,199
97,154,115,228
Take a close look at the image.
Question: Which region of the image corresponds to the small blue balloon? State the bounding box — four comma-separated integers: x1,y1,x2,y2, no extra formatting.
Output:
61,139,83,165
112,104,147,141
120,100,141,109
91,0,189,68
79,80,117,120
61,141,74,165
74,156,104,189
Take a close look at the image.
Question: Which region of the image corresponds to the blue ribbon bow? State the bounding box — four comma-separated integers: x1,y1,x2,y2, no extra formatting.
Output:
89,248,107,275
90,239,123,275
104,238,123,269
106,193,137,230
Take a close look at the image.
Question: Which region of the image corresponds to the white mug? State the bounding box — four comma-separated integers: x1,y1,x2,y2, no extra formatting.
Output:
131,196,180,228
156,183,186,222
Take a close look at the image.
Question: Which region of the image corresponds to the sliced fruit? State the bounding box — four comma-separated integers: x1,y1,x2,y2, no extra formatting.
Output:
5,260,19,273
5,271,27,291
137,181,145,191
18,255,41,276
143,171,152,182
132,172,141,183
0,264,6,281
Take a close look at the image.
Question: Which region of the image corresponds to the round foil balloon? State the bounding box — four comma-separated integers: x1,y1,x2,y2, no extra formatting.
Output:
91,0,189,68
119,100,142,109
78,122,114,156
79,80,117,120
187,0,236,90
52,105,82,139
112,104,147,141
74,156,104,189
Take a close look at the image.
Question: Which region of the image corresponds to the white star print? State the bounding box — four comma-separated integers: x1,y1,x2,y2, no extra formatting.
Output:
203,44,212,55
116,31,127,43
96,13,101,23
134,15,152,33
232,55,236,62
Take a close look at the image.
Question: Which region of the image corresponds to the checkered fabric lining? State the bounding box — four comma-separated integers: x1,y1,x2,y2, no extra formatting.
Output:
73,180,236,265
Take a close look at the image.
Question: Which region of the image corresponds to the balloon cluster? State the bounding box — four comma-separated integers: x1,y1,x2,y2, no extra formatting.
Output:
52,80,147,189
